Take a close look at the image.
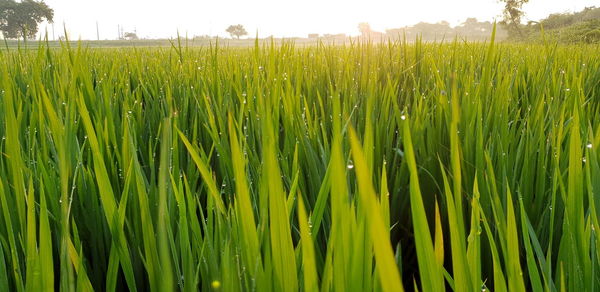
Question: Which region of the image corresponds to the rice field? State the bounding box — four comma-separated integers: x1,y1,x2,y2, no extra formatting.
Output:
0,35,599,291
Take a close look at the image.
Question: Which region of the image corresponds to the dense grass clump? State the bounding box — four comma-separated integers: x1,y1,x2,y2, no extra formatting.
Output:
0,37,599,291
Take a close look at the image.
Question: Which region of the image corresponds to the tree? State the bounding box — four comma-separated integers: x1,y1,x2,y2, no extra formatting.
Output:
123,32,138,40
0,0,53,40
499,0,529,37
225,24,247,39
358,22,372,37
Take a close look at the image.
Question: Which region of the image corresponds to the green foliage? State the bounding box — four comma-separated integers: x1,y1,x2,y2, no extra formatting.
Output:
0,0,53,39
539,6,600,30
541,19,600,44
514,6,600,43
0,37,599,291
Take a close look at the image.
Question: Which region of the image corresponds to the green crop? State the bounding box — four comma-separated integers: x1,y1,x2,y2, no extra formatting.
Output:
0,33,599,291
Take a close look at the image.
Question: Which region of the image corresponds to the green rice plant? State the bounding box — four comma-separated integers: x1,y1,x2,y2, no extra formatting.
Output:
0,35,599,291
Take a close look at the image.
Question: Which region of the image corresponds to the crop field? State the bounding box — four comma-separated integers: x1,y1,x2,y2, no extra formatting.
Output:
0,36,599,292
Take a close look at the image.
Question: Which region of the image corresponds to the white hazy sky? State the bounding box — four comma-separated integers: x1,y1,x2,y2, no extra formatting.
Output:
40,0,599,39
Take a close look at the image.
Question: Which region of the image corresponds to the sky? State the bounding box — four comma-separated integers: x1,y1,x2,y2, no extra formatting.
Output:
40,0,599,40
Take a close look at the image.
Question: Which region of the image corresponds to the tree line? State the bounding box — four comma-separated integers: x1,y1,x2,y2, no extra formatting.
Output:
0,0,597,43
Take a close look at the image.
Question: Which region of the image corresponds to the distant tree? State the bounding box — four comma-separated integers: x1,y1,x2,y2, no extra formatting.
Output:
323,33,346,40
410,21,453,40
358,22,372,37
463,18,479,26
194,34,213,40
0,0,53,40
123,32,138,40
459,18,489,33
225,24,247,39
580,6,600,21
385,27,406,39
499,0,529,37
